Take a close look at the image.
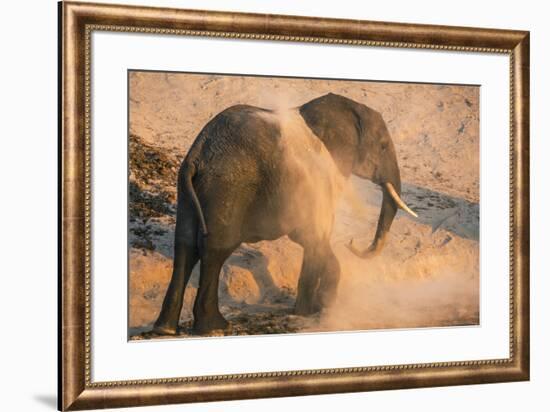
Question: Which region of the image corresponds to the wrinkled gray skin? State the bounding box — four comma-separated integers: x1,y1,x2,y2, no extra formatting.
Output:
153,93,403,335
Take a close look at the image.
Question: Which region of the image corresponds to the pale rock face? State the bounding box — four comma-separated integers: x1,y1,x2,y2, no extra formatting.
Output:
220,263,262,305
128,250,173,329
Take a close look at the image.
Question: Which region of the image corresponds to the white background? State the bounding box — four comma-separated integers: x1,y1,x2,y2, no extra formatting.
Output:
92,32,509,381
0,0,547,411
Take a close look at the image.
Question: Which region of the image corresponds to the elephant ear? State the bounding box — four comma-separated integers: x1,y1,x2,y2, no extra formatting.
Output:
354,106,392,166
299,93,364,177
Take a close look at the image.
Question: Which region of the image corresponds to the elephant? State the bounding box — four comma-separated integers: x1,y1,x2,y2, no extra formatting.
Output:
152,93,417,335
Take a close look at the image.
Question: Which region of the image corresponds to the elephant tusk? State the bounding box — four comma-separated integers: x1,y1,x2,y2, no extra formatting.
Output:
384,182,418,218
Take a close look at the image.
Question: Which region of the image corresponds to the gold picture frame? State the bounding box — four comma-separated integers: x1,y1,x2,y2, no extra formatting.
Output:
59,1,530,410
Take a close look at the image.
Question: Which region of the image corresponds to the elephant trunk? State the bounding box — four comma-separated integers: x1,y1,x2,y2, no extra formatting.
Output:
347,177,416,259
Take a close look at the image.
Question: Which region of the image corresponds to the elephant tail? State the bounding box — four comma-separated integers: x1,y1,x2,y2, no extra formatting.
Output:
182,164,208,237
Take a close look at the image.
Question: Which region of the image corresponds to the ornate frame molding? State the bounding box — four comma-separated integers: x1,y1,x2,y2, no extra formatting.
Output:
60,1,529,410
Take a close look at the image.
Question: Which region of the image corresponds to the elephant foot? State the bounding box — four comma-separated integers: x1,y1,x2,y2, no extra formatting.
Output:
193,312,229,335
151,322,179,336
294,297,322,316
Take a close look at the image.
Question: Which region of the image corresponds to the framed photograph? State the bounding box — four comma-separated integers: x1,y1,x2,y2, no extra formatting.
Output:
59,1,530,410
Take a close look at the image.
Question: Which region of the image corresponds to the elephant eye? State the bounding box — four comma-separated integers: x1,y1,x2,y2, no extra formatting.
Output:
381,142,389,151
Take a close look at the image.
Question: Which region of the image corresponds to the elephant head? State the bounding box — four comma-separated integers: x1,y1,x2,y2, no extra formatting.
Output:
299,93,417,258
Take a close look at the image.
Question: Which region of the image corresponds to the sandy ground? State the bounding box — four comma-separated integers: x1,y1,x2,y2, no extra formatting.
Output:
127,71,479,340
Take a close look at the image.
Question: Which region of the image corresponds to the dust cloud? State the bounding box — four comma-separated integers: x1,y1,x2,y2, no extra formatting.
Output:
321,239,479,331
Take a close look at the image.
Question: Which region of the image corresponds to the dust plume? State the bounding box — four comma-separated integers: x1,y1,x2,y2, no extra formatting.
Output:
319,239,479,331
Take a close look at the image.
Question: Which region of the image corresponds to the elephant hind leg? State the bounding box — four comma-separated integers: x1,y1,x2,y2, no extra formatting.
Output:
153,239,199,335
192,246,234,335
153,215,199,335
294,241,340,316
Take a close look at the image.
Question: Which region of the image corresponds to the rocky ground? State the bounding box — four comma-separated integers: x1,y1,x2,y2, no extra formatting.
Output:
128,72,480,340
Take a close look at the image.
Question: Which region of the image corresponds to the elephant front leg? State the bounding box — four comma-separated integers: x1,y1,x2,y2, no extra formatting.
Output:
295,243,340,316
192,247,232,335
295,254,321,316
315,247,340,310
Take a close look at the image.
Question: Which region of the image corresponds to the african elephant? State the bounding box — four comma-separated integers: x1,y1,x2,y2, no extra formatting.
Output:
152,93,417,335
